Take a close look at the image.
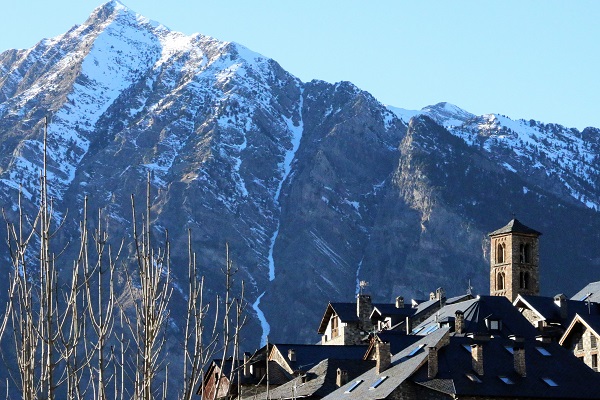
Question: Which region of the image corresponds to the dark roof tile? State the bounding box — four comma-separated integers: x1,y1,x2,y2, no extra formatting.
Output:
489,218,542,236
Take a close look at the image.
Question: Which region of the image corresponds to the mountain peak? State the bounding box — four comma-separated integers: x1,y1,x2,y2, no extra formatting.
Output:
421,102,475,127
86,0,166,31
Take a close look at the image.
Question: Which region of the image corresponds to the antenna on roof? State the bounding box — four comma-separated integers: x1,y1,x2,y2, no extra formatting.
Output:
359,280,369,295
467,279,473,296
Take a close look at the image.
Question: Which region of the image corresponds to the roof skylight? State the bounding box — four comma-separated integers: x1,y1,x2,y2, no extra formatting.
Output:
542,377,558,386
369,376,388,390
407,344,426,357
423,325,439,334
345,380,363,393
411,326,424,334
466,373,482,383
536,347,551,356
499,376,514,384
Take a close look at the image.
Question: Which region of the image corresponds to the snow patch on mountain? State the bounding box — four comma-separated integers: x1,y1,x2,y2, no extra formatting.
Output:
267,87,304,281
252,292,270,347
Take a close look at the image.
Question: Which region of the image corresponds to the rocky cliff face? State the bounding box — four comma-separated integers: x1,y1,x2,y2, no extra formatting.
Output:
1,1,599,347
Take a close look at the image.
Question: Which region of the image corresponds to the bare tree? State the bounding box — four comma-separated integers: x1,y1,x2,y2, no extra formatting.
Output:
0,118,251,400
126,176,173,400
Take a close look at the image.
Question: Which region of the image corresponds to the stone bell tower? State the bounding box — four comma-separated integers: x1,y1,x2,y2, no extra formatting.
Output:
489,218,542,302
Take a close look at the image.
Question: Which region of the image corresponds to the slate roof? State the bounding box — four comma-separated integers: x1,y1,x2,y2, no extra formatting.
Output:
368,331,422,355
371,303,417,318
514,294,600,326
323,331,600,399
412,336,600,399
322,328,450,400
489,218,542,236
413,295,540,338
318,301,393,333
272,344,369,372
572,281,600,303
246,358,376,400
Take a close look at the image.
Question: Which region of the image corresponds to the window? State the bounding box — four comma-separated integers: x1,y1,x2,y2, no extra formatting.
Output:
592,335,598,349
519,243,531,263
369,376,388,390
577,336,584,351
345,380,363,393
593,354,598,372
331,315,339,338
499,376,514,384
496,242,505,263
486,318,502,331
497,272,505,291
520,271,530,289
536,347,551,356
542,377,558,387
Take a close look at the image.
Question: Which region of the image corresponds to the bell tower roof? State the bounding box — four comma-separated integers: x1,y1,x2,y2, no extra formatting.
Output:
489,218,542,237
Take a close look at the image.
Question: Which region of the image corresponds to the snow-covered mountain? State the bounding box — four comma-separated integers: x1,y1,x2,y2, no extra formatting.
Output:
390,103,600,210
1,1,600,348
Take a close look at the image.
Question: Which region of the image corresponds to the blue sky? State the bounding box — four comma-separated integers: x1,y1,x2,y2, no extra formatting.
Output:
1,0,599,130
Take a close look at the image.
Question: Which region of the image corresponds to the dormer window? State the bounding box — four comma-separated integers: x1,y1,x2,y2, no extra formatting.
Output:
485,317,502,331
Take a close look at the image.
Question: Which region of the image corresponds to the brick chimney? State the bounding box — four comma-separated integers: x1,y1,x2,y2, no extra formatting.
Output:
376,341,391,374
396,296,404,308
471,344,484,376
288,349,296,362
455,310,464,334
243,352,251,377
427,346,438,378
336,368,348,387
513,346,526,377
357,294,373,330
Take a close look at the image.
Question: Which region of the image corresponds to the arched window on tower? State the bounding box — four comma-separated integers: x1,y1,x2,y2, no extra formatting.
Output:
520,243,531,263
497,272,505,291
519,271,530,289
497,242,505,264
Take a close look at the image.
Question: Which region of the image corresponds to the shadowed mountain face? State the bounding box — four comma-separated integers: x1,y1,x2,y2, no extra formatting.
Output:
1,1,600,347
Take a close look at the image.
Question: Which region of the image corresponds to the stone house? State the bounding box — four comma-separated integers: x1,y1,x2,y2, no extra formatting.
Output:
513,293,600,339
559,314,600,372
317,294,377,345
